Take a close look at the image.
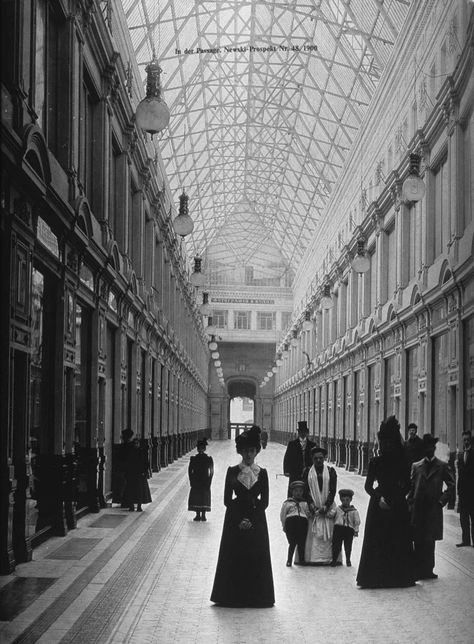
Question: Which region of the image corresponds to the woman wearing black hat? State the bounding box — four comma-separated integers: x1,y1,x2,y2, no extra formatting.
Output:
356,416,415,588
188,439,214,521
210,426,274,607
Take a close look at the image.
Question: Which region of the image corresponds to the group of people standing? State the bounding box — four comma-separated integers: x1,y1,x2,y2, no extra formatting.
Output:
204,415,461,608
281,421,361,567
119,414,467,608
283,417,457,588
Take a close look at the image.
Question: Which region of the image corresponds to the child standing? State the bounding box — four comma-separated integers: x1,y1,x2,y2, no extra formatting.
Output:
280,480,310,566
331,489,360,566
188,439,214,521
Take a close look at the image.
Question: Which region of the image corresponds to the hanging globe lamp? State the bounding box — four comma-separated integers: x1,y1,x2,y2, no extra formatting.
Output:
135,59,170,135
402,153,426,203
173,190,194,237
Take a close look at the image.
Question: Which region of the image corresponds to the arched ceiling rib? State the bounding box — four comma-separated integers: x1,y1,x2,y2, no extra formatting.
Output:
123,0,411,278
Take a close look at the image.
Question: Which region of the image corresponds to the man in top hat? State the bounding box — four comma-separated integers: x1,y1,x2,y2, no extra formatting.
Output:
283,421,316,493
408,434,455,580
456,430,474,547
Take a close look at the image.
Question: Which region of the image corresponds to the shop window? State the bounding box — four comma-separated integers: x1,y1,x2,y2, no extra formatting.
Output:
79,74,100,211
74,304,92,464
464,316,474,434
368,364,377,444
408,201,422,280
432,155,450,259
386,223,396,301
384,355,396,417
213,310,228,328
406,346,419,432
79,264,94,290
235,310,250,330
354,370,361,441
109,139,121,237
369,248,377,314
257,311,275,330
432,333,449,444
31,1,62,152
28,267,57,534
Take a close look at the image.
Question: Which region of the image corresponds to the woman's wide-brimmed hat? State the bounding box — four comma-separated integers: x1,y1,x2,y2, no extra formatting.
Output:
197,438,208,448
377,415,402,442
235,425,261,454
311,445,327,456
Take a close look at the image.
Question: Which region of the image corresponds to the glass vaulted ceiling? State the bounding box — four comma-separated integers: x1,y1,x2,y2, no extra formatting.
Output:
123,0,411,283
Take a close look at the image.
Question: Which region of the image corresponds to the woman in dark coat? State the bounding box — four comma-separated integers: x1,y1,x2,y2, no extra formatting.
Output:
188,439,214,521
123,437,152,512
210,426,275,607
356,416,416,588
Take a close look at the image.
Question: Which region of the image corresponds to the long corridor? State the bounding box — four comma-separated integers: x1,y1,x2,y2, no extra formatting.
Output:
1,441,473,644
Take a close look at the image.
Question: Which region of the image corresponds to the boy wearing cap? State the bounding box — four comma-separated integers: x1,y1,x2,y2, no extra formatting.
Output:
280,480,310,566
331,489,361,567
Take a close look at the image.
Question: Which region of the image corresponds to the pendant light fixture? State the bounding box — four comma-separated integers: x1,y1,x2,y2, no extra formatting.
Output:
320,283,334,310
350,237,370,274
302,310,313,331
190,256,205,287
173,190,194,236
135,58,170,135
199,292,212,316
402,153,426,203
208,336,218,352
135,1,169,137
290,330,299,347
206,316,216,336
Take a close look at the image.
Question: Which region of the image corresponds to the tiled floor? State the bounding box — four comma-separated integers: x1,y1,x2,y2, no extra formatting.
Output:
1,441,473,644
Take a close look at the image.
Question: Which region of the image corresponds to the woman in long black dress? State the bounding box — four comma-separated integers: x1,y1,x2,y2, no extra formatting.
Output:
356,416,415,588
188,438,214,521
123,437,152,512
210,426,275,607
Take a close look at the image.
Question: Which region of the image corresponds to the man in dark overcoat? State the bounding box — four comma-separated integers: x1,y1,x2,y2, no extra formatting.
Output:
408,434,455,580
283,421,316,494
456,430,474,547
404,422,424,466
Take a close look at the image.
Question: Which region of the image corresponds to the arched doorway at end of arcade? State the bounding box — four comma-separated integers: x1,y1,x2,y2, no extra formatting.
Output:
227,379,256,440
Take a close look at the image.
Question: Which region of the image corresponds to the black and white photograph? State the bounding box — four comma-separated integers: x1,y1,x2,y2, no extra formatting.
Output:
1,0,473,642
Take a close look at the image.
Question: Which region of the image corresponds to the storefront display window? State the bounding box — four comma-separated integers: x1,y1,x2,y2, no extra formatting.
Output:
406,346,419,432
432,333,449,444
368,364,377,443
74,304,92,508
463,317,474,434
384,354,396,417
27,269,44,536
